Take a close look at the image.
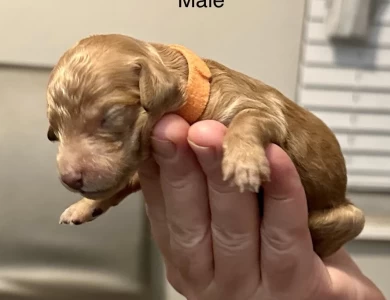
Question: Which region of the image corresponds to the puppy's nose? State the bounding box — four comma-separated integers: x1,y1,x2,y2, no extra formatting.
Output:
61,172,83,190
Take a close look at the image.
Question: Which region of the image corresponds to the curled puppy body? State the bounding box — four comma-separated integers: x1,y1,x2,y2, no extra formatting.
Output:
46,34,365,258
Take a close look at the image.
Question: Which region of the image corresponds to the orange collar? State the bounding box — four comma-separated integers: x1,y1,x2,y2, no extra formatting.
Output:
169,44,211,124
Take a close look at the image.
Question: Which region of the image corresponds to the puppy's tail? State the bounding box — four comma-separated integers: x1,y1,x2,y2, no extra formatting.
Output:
309,201,365,258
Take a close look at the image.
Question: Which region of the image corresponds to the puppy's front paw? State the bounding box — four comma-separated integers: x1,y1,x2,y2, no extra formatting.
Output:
222,144,270,193
59,198,108,225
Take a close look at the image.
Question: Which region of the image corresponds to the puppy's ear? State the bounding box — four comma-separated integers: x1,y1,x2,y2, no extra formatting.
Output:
137,59,180,115
47,126,58,142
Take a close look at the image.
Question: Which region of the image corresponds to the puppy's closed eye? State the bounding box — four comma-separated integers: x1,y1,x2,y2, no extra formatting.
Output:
47,126,58,142
101,106,125,128
101,105,137,130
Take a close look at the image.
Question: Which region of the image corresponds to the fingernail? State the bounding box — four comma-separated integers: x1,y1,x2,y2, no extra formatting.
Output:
151,136,177,158
188,140,217,166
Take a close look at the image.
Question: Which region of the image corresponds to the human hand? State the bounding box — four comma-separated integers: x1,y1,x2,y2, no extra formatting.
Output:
139,114,385,300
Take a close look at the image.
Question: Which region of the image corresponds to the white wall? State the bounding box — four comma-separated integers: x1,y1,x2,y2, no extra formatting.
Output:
0,0,305,99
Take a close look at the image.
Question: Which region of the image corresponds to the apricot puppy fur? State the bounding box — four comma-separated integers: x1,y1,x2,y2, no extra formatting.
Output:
46,34,365,258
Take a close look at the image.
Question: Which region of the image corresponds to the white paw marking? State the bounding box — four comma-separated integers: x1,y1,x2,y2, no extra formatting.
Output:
222,145,270,193
59,199,106,225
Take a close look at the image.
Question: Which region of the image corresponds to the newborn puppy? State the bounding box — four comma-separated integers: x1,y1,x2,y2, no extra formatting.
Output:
46,34,365,258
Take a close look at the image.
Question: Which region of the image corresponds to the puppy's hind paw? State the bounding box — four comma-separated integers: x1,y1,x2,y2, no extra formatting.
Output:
222,145,270,193
59,198,108,225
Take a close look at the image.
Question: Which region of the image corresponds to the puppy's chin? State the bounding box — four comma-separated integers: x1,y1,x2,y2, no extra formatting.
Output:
80,188,117,200
82,179,129,200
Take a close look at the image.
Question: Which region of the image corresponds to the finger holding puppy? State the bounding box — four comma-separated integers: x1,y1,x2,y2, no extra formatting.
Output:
188,120,261,297
141,114,214,292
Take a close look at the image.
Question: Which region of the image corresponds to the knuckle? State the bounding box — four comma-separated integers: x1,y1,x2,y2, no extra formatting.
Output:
261,225,309,254
167,225,214,291
162,164,191,179
208,180,237,196
211,223,255,254
162,171,205,192
208,168,240,194
260,227,313,276
169,221,209,250
162,176,189,191
157,151,199,180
